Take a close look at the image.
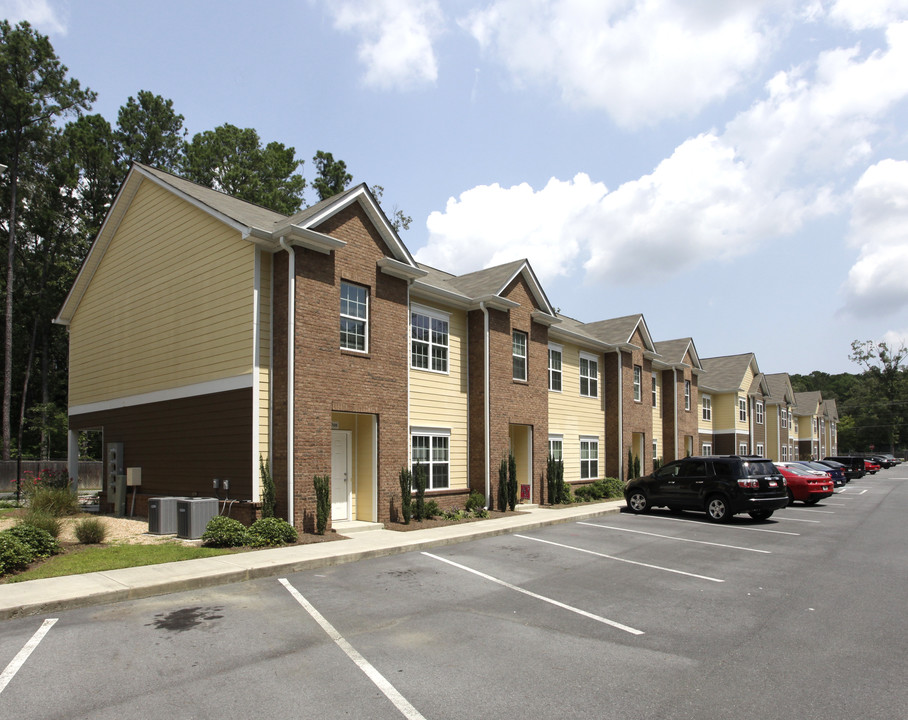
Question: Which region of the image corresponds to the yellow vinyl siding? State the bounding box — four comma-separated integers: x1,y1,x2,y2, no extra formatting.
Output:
68,180,256,406
714,393,737,430
408,303,469,490
651,372,663,460
257,251,272,464
698,393,713,434
548,341,605,483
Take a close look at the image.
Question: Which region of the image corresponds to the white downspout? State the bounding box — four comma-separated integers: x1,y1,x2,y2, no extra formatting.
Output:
615,348,623,480
481,302,491,508
749,397,755,454
279,238,295,525
672,370,678,460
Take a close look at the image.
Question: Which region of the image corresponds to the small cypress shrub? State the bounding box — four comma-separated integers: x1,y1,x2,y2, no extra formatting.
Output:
247,517,297,546
413,463,427,521
497,459,508,511
202,515,248,547
8,522,61,558
507,453,518,511
633,454,641,479
260,455,276,519
0,533,33,576
314,475,331,535
74,517,108,544
555,457,565,505
627,449,634,480
547,454,557,505
398,467,413,524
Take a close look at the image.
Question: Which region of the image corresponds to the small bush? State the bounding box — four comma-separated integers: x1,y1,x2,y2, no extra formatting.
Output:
74,517,108,544
8,523,61,558
202,515,248,547
497,458,508,511
465,491,485,512
22,510,62,539
0,533,33,576
599,477,625,498
399,467,412,524
260,455,276,519
413,463,427,521
246,517,297,547
560,484,574,504
314,475,330,535
423,500,440,519
30,486,80,517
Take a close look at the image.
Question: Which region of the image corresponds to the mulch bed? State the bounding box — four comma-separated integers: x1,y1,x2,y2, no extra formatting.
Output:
384,509,522,532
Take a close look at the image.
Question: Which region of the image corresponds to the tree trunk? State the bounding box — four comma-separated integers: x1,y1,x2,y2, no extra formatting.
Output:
3,154,19,461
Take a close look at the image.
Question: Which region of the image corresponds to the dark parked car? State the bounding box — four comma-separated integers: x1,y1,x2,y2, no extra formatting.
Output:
625,455,789,522
823,456,866,481
792,459,846,486
815,459,850,483
868,455,894,469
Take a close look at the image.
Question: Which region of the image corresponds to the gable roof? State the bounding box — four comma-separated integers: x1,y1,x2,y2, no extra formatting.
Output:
793,390,824,417
583,314,656,352
56,164,422,325
653,337,703,370
699,353,760,393
764,372,796,406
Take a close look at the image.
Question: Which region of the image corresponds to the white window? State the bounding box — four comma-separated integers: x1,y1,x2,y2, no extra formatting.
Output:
788,411,793,428
702,394,712,421
548,345,562,392
652,374,657,407
702,442,713,455
340,282,368,352
411,431,450,489
781,445,788,461
739,442,748,455
580,353,598,398
633,365,642,402
684,380,691,411
781,409,788,429
410,306,449,373
513,331,527,381
756,401,764,425
756,443,764,457
549,435,563,461
738,398,747,422
652,439,658,460
580,437,599,480
813,418,818,435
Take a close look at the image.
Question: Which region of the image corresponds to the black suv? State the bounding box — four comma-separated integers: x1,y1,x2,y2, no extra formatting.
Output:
625,455,789,522
823,456,866,481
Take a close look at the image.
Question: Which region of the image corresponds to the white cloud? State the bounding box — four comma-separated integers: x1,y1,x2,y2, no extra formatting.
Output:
461,0,774,127
842,159,908,316
416,174,607,283
828,0,908,30
0,0,67,34
326,0,443,90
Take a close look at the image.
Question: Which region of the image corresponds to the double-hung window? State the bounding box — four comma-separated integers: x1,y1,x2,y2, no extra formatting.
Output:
702,394,712,421
580,437,599,480
513,331,528,381
548,345,562,392
755,401,764,424
702,442,713,455
684,380,691,411
652,374,657,407
548,436,563,462
411,430,449,489
340,282,368,352
739,442,748,455
738,398,747,423
411,306,449,372
781,409,788,429
579,353,598,397
633,365,642,402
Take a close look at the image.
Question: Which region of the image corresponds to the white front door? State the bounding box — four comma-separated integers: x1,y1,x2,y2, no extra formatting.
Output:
331,431,351,521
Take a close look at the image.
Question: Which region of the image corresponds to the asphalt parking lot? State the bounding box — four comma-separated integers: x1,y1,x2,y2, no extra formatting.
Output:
2,470,907,720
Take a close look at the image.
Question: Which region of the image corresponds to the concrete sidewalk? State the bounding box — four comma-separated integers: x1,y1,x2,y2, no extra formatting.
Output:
0,500,624,621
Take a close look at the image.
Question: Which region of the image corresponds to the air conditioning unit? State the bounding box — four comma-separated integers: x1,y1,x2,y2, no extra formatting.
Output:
148,497,185,535
176,498,219,539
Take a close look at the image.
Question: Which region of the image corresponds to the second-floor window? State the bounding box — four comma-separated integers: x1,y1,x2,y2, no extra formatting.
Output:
548,346,562,391
755,401,764,424
340,282,368,352
738,398,747,422
410,308,449,372
702,394,712,421
513,331,527,381
781,409,788,429
580,354,598,397
633,365,642,401
684,380,691,411
652,374,657,407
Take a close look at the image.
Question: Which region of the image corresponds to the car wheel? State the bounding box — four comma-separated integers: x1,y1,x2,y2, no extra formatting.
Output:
787,489,795,505
748,510,773,521
627,490,649,514
705,495,731,522
804,497,820,505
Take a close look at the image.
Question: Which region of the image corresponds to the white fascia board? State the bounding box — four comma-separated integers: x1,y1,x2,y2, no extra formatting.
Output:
501,262,556,316
410,281,472,309
276,225,347,254
378,257,428,281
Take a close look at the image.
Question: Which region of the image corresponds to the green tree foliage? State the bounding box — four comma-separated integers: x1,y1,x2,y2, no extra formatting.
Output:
312,150,352,201
372,184,412,233
182,123,306,214
115,90,186,175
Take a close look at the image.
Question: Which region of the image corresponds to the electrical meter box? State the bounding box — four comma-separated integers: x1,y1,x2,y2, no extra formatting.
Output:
106,443,126,516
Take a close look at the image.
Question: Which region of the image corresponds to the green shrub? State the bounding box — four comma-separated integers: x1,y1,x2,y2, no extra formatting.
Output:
246,517,297,547
465,491,485,512
22,510,62,538
413,463,427,521
507,453,518,511
260,455,276,519
202,515,248,547
423,500,440,519
314,475,331,535
74,517,108,544
29,486,80,517
497,458,508,511
0,533,33,576
600,477,625,498
7,523,61,558
560,484,574,504
399,467,412,524
471,506,489,519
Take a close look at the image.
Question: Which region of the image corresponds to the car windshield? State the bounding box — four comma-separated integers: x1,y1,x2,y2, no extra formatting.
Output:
744,460,776,477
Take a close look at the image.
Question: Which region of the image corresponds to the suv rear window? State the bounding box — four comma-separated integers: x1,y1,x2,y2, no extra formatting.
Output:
744,460,776,476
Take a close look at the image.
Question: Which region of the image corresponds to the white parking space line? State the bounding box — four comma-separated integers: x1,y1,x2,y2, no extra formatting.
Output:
422,552,645,636
279,579,427,720
577,522,771,553
0,618,57,696
631,514,801,536
753,515,820,523
514,534,724,582
821,502,847,507
792,508,834,514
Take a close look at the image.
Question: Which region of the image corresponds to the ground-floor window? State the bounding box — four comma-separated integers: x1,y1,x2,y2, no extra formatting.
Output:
548,435,563,461
739,442,748,455
702,442,713,455
781,446,788,461
411,432,450,489
756,443,764,457
580,437,599,479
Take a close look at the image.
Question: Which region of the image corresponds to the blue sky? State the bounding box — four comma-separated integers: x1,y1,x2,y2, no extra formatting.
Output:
5,0,908,375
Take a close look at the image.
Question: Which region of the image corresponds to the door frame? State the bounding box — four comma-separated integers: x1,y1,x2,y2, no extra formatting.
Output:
331,430,352,522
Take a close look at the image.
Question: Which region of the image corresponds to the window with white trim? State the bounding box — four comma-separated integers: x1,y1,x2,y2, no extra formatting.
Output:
738,398,747,422
548,345,562,392
652,374,657,407
739,442,748,455
652,439,658,460
702,442,713,455
702,394,712,421
633,365,642,402
548,436,563,461
580,353,598,398
580,437,599,480
411,431,450,489
781,409,788,429
513,331,527,381
756,443,764,457
684,380,691,411
788,411,793,428
410,306,449,372
756,401,764,425
340,282,368,352
781,445,788,461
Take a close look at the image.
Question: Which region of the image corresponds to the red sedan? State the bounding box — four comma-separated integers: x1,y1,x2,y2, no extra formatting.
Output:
775,463,834,505
864,459,881,474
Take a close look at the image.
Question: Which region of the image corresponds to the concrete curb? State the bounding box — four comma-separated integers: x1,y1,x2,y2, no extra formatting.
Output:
0,501,624,620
